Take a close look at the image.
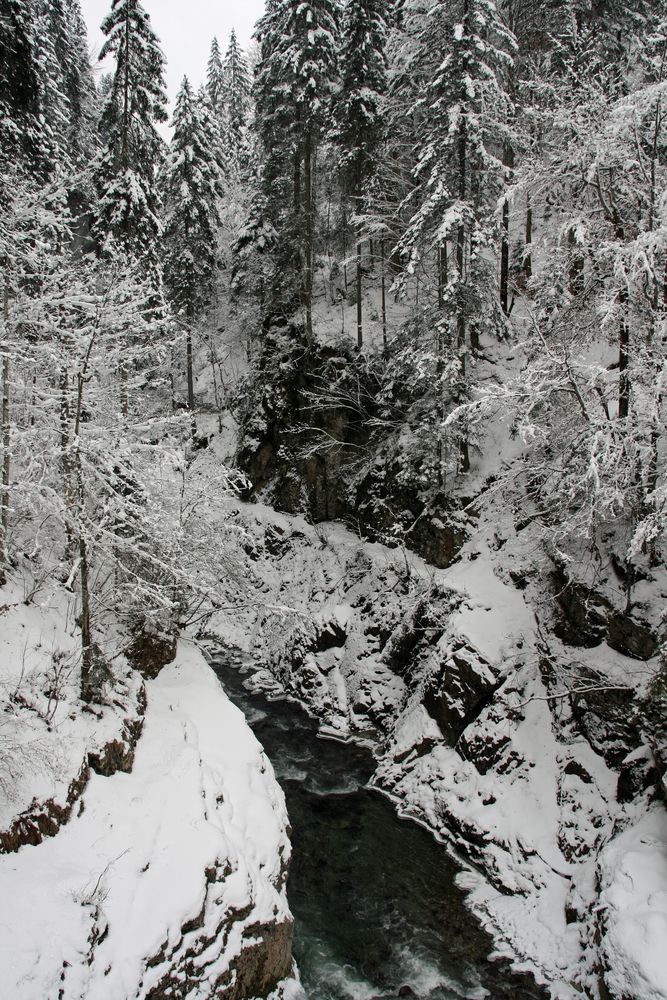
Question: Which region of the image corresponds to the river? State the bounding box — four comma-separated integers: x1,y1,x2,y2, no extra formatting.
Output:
211,649,546,1000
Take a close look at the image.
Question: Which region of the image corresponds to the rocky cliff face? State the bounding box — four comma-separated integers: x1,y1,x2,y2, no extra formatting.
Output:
236,334,474,569
219,498,666,1000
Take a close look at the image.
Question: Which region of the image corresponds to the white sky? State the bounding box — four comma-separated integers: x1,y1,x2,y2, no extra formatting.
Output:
80,0,264,111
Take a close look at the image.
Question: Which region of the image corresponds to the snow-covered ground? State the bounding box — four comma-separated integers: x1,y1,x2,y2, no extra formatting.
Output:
0,593,294,999
0,579,145,835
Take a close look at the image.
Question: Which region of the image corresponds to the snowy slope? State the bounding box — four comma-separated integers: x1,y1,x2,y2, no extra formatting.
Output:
0,579,145,837
0,642,293,1000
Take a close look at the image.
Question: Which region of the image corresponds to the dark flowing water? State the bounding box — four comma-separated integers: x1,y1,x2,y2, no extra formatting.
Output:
211,651,546,1000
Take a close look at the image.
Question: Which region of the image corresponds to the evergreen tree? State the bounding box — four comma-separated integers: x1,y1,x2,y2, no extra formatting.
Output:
254,0,340,341
0,0,42,186
163,77,224,426
335,0,391,347
34,1,70,166
196,83,228,176
19,1,97,176
94,0,168,271
206,36,225,121
398,0,516,473
250,1,302,314
222,29,251,164
61,0,98,165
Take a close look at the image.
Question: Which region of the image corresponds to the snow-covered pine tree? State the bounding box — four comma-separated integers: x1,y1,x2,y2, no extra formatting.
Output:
206,36,225,122
250,0,302,315
364,0,429,313
0,0,41,580
0,0,42,186
26,0,97,178
335,0,391,347
222,29,251,168
273,0,340,343
163,76,224,429
398,0,516,474
61,0,98,165
94,0,168,278
33,1,71,167
196,82,228,177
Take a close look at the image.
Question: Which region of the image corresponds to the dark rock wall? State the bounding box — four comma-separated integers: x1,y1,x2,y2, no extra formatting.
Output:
237,336,472,569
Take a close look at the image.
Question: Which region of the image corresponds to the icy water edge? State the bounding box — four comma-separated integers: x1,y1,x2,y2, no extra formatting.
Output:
211,650,547,1000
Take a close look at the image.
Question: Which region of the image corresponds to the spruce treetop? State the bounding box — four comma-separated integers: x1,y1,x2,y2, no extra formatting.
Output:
95,0,168,268
206,36,225,118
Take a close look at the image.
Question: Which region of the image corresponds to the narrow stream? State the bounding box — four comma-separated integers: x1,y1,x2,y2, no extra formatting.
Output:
211,650,547,1000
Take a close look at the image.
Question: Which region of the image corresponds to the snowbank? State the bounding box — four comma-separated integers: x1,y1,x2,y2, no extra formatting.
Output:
598,805,667,1000
0,642,293,1000
0,580,145,835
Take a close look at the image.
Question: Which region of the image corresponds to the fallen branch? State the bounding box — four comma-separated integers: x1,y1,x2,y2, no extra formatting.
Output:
512,683,632,711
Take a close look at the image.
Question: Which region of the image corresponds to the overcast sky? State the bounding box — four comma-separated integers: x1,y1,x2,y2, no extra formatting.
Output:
80,0,265,112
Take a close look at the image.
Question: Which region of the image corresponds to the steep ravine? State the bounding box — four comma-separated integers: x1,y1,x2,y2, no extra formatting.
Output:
211,648,547,1000
207,494,667,1000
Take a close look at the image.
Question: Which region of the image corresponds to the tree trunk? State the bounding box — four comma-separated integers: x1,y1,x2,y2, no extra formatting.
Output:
73,368,94,701
436,247,448,489
325,186,332,266
618,284,630,419
79,527,94,702
342,203,348,292
186,304,196,440
356,144,364,348
356,240,363,349
304,130,314,348
457,125,470,475
524,195,533,280
438,242,448,309
380,239,387,354
186,330,196,440
293,143,301,215
59,367,75,557
0,281,10,584
500,145,514,314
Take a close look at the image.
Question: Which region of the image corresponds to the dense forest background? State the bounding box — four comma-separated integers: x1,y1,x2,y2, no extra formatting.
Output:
0,0,665,696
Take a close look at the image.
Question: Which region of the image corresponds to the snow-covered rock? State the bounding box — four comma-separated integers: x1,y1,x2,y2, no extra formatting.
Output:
211,498,667,1000
0,642,293,1000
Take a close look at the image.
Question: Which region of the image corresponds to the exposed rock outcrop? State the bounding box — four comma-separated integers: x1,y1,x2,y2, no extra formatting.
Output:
0,687,146,854
127,628,177,679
